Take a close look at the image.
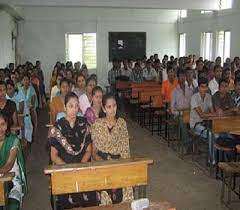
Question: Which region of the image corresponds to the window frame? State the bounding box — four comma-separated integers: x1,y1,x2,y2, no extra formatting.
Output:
179,33,186,57
216,30,231,62
201,32,213,61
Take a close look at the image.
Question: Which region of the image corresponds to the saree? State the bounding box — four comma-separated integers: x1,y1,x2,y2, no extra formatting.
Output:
0,134,27,209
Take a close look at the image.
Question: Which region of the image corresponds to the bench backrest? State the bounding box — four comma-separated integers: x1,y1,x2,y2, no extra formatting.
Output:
45,158,153,196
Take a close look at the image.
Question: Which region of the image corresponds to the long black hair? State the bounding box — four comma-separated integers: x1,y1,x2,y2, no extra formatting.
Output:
100,93,119,119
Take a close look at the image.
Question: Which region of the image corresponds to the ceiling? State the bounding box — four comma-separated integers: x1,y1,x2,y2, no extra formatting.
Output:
2,0,219,10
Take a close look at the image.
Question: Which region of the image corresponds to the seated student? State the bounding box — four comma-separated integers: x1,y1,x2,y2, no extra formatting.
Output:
0,111,27,210
231,78,240,107
79,77,97,114
130,62,143,83
190,77,217,161
171,69,193,116
73,73,86,98
50,65,59,89
121,58,131,79
153,59,163,82
161,66,178,103
185,67,198,89
223,67,234,91
108,58,121,93
48,92,98,209
91,94,133,205
80,64,89,79
208,65,222,95
142,59,157,81
50,78,70,124
212,79,236,116
50,73,63,101
84,86,103,126
0,81,18,131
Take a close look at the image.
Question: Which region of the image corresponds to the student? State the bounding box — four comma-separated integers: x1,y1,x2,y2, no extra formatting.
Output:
91,94,133,205
73,73,86,98
212,79,236,116
48,92,98,208
185,67,198,89
0,81,18,131
142,59,157,81
130,63,143,83
223,67,234,91
161,66,178,103
50,73,63,101
121,58,131,78
0,111,27,210
231,78,240,108
171,69,193,115
50,78,70,124
79,77,97,114
208,65,222,95
108,58,121,88
84,86,103,126
190,77,217,161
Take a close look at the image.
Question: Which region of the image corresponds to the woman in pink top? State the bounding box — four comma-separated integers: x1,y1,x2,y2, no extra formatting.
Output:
79,77,97,114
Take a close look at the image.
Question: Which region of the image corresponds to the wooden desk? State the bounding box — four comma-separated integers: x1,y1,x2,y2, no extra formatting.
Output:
45,158,153,210
0,172,14,208
72,201,175,210
230,130,240,136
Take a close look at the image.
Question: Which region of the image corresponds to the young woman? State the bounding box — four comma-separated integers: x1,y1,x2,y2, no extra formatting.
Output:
20,74,38,141
0,111,27,210
84,86,103,126
73,73,86,98
8,76,35,143
91,94,133,205
48,92,98,209
49,78,70,124
0,81,18,131
79,77,97,114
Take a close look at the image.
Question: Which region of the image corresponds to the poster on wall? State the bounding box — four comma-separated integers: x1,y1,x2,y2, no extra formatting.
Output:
108,32,146,61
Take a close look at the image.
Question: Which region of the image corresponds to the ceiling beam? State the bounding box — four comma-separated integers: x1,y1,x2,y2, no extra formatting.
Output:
0,4,24,20
2,0,219,10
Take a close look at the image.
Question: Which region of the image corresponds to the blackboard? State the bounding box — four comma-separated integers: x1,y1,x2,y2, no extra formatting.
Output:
108,32,146,61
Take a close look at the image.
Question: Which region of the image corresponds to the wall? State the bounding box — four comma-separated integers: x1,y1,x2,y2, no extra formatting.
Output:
178,0,240,59
18,7,178,90
0,10,16,68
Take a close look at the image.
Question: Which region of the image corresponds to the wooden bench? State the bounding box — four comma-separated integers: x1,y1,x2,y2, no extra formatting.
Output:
44,158,153,210
0,172,14,209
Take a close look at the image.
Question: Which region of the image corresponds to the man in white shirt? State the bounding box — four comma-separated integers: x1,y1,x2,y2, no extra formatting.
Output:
143,59,157,81
208,65,222,95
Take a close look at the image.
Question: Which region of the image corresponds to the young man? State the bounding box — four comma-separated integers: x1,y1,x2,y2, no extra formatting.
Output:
223,67,234,91
190,77,217,162
231,78,240,108
142,59,157,81
208,65,222,95
130,63,143,83
171,69,193,115
121,58,131,79
185,67,198,89
161,66,178,103
212,79,236,116
108,58,121,93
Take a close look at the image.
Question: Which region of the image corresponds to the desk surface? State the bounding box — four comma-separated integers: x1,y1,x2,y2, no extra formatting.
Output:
45,158,153,174
72,202,175,210
230,130,240,136
0,172,14,182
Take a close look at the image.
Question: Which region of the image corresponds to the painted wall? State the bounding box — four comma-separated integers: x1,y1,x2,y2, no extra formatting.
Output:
0,10,16,68
18,7,178,90
178,0,240,59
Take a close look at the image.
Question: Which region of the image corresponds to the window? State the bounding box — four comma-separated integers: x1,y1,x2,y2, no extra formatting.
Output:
201,32,213,60
179,10,187,18
201,10,213,14
219,0,232,10
179,33,186,57
217,31,231,62
65,33,96,69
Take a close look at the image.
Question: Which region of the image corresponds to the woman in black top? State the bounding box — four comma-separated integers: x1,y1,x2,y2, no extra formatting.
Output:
48,92,98,209
0,81,18,130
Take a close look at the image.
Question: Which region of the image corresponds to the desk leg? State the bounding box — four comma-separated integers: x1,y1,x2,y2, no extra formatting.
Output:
209,131,214,176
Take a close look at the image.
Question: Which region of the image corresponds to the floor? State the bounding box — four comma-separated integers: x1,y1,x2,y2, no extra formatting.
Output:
22,109,240,210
